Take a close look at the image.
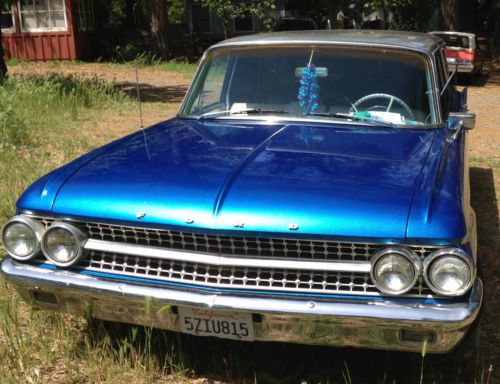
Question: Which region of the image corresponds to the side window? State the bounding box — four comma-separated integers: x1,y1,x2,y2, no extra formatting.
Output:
435,49,447,90
436,48,459,117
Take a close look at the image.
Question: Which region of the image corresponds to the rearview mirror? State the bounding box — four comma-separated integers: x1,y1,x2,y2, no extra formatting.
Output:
295,67,328,77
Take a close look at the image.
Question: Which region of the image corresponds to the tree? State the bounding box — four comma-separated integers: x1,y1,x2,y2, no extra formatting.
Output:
365,0,439,31
197,0,276,39
440,0,459,31
149,0,169,59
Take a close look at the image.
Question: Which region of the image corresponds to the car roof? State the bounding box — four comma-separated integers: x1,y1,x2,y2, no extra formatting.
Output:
429,31,475,39
211,30,444,55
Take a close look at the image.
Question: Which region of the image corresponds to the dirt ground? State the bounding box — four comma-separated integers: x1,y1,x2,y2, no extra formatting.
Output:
6,60,500,382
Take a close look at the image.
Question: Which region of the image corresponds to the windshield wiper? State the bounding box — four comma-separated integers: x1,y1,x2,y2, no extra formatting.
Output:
198,108,288,120
306,112,398,129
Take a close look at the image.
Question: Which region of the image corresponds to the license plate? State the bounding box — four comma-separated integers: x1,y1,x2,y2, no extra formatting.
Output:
178,307,254,341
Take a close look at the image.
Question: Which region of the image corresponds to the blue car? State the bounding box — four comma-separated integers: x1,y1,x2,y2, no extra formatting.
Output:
1,30,482,353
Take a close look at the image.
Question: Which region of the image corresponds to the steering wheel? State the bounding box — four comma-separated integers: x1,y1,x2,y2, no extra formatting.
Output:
349,93,415,120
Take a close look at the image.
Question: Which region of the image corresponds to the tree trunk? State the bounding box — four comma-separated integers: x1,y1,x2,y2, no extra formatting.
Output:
222,18,229,39
440,0,459,31
0,27,7,82
149,0,169,59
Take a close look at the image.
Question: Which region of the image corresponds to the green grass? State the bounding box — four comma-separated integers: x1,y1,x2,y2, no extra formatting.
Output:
158,59,199,75
107,58,198,79
0,73,498,383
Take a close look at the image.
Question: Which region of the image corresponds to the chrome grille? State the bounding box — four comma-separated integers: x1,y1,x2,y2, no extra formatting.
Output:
30,216,436,297
76,250,431,296
32,217,436,262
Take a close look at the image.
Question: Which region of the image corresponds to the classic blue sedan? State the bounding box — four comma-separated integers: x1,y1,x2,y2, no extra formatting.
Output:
1,30,482,353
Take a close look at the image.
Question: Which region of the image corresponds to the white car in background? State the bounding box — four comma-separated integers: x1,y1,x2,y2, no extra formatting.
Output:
430,31,485,76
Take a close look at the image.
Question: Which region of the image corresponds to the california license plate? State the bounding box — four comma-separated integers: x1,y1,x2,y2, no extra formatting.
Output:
178,307,254,341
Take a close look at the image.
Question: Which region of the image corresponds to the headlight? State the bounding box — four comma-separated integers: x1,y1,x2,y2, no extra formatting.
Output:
424,248,474,296
1,215,44,260
370,248,421,295
41,222,87,266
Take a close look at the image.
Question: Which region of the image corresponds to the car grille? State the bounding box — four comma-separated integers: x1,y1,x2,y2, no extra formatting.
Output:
31,216,436,297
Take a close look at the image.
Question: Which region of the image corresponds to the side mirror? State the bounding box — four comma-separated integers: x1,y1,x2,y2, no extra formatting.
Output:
448,112,475,130
448,112,475,140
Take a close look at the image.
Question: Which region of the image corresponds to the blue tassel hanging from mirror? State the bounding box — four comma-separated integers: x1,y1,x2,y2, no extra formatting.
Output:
298,64,320,115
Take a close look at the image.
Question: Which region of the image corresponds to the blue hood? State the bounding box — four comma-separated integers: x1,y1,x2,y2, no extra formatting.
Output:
18,119,437,241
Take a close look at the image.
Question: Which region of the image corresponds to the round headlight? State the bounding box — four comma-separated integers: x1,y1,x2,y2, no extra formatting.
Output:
424,249,474,296
41,223,87,267
371,248,421,295
1,215,44,260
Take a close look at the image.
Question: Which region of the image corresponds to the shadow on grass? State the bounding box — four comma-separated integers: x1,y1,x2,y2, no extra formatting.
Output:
80,167,497,384
115,82,189,103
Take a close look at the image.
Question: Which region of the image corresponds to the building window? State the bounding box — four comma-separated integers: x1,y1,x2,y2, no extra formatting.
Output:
1,5,15,32
19,0,67,31
191,4,211,33
234,16,253,33
76,0,95,31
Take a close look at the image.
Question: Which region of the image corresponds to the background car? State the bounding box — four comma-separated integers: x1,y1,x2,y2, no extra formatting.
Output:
429,31,485,76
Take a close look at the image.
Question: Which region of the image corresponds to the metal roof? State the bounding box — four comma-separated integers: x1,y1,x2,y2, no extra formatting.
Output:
211,30,444,55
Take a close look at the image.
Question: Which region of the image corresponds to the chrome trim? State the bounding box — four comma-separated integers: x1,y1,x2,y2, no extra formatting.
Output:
1,215,45,260
423,248,475,297
84,239,371,273
210,40,438,56
1,258,483,353
370,248,422,295
41,222,88,267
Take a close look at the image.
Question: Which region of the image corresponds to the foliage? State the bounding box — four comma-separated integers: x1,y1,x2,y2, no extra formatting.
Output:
365,0,439,31
168,0,187,24
196,0,276,37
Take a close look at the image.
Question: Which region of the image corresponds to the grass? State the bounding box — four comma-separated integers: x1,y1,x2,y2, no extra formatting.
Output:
0,71,498,383
105,56,199,79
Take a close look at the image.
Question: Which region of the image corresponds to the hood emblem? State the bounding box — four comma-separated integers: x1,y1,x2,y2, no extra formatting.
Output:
234,221,245,228
136,212,146,219
288,224,299,230
185,218,195,224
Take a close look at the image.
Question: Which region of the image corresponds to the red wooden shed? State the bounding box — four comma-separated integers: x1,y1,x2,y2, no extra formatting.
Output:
1,0,97,61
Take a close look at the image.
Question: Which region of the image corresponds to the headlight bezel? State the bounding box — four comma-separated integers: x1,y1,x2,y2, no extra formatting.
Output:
370,247,422,296
1,215,45,260
423,248,475,297
41,222,87,267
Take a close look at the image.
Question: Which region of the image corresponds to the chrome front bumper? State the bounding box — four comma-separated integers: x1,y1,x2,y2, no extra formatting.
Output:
1,258,483,353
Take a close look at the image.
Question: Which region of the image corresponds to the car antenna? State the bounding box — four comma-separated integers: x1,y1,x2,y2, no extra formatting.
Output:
134,57,151,160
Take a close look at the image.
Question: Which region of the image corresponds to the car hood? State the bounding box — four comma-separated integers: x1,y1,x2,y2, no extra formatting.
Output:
21,119,437,241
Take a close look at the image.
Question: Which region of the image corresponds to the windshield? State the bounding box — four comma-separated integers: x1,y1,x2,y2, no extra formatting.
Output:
180,46,437,127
